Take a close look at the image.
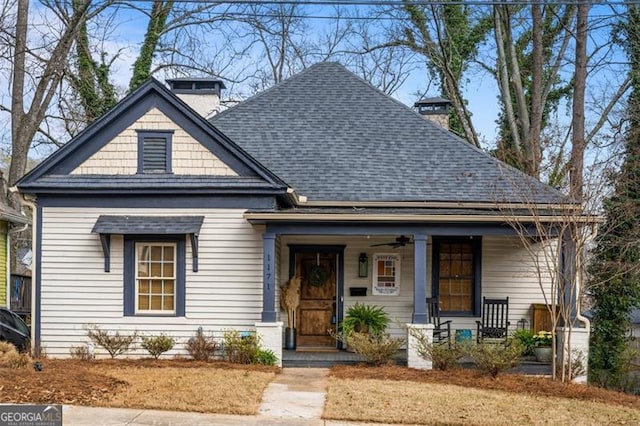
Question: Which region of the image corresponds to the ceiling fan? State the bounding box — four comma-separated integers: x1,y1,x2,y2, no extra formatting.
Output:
370,235,413,248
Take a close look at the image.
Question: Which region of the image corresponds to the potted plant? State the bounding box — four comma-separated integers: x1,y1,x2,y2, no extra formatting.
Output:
533,330,553,363
280,277,300,350
341,303,390,337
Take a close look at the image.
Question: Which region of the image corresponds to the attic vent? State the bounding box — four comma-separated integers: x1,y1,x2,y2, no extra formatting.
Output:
137,130,173,174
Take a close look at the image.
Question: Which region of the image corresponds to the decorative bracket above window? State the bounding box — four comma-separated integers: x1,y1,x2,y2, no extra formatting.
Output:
91,215,204,272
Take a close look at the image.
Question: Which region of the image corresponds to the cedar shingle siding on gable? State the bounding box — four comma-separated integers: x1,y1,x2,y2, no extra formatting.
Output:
71,108,238,176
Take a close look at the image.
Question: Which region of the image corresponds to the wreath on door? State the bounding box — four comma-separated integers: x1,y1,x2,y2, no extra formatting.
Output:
308,264,330,287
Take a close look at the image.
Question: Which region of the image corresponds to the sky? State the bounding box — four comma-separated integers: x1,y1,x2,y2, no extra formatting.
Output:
89,3,505,141
5,1,629,164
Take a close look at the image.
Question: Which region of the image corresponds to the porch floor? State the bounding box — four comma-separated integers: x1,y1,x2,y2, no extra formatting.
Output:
282,350,552,375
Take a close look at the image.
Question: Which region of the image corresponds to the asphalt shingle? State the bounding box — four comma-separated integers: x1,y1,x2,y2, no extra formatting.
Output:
92,215,204,235
211,62,567,204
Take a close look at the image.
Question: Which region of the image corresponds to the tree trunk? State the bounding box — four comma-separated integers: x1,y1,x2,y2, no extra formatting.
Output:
129,0,174,92
570,4,589,201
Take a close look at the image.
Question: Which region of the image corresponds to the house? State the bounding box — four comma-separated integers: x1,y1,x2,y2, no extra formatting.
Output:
0,201,30,312
16,62,590,368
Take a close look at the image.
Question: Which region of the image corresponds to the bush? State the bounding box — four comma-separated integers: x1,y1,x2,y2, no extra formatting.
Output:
222,330,260,364
69,344,94,361
141,334,176,359
85,325,137,359
333,331,404,366
512,329,536,356
0,342,30,369
420,341,466,371
590,346,639,393
253,349,278,365
407,327,466,370
470,340,523,378
186,327,219,361
0,341,16,357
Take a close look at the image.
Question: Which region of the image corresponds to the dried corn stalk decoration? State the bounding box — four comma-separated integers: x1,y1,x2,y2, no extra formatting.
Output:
280,276,301,329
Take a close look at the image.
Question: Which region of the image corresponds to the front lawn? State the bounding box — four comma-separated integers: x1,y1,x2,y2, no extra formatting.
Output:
0,359,277,415
324,365,640,425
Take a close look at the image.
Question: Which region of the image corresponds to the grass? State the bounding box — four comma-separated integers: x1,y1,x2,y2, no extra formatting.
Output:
101,365,272,414
324,377,640,425
0,359,277,415
324,365,640,425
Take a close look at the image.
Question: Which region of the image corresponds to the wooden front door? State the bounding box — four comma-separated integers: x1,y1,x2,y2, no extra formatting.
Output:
295,252,338,348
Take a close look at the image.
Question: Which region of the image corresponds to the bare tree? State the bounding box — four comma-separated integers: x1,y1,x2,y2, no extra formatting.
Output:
497,168,601,382
7,0,112,202
386,3,492,146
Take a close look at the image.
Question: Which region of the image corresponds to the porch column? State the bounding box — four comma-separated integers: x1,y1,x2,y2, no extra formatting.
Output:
412,232,428,323
261,232,277,322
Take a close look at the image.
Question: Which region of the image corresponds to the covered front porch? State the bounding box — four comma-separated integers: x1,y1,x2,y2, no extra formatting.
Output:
249,216,588,369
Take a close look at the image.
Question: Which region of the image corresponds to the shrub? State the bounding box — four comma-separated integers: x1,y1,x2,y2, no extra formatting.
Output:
408,327,466,370
470,340,523,378
222,330,260,364
5,351,30,369
333,331,404,366
141,334,176,359
512,329,536,356
0,341,16,357
69,344,94,361
186,327,219,361
85,325,137,359
341,303,390,336
0,342,30,369
253,349,278,365
420,341,466,371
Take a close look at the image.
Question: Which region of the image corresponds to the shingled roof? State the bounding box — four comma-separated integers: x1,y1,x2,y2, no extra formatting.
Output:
211,62,567,204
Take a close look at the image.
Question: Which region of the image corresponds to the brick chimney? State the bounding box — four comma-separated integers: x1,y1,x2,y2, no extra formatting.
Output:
414,97,452,130
166,78,226,118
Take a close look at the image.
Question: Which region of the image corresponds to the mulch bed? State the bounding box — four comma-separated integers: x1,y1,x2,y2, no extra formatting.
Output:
0,358,278,405
331,365,640,409
0,361,125,405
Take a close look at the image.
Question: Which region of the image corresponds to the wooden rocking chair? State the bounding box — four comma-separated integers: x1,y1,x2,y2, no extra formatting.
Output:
427,297,452,345
476,297,510,343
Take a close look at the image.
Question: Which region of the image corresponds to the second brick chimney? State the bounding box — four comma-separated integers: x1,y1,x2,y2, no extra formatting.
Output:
414,97,452,130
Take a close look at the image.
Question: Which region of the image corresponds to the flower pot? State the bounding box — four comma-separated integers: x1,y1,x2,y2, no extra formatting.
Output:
534,346,553,363
285,327,296,350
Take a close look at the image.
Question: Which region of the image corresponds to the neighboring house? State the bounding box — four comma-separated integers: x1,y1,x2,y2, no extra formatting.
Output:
16,62,589,367
0,201,30,311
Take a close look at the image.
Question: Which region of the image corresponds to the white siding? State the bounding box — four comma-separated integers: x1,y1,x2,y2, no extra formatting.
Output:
40,207,261,357
278,235,554,340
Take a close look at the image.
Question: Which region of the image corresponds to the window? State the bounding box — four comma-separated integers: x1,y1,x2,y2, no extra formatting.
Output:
137,130,173,173
432,238,481,315
372,253,401,296
135,243,176,313
124,236,185,316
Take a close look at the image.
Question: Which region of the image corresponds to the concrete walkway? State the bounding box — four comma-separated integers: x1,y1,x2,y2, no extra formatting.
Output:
258,368,329,419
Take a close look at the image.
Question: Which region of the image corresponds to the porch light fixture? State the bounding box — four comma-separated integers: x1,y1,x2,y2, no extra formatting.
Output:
517,318,529,331
358,253,368,277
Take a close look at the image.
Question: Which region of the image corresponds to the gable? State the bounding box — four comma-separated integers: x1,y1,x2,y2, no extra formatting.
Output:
71,108,237,176
17,79,286,196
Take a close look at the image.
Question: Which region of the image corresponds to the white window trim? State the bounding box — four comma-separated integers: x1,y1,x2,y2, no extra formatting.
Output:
372,253,401,296
134,242,177,315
